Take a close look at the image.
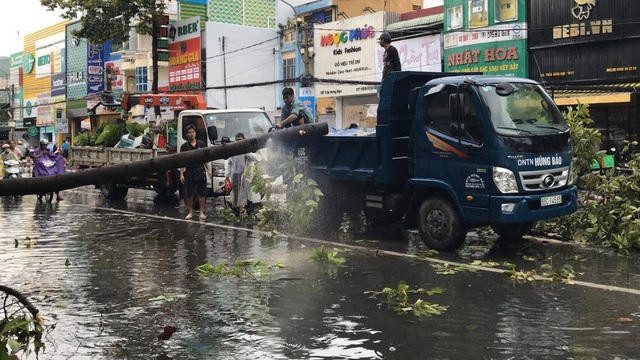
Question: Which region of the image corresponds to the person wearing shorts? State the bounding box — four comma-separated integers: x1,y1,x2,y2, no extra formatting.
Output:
179,125,212,221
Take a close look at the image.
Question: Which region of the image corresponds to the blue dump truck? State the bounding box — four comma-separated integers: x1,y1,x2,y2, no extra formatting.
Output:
296,71,578,250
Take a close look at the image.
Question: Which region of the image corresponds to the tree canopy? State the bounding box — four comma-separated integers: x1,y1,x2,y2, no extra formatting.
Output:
40,0,166,44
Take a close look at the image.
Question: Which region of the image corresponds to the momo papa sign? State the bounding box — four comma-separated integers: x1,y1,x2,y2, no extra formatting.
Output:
168,16,202,92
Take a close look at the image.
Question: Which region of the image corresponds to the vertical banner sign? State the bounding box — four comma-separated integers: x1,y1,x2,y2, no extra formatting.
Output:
105,53,124,102
168,16,202,91
87,42,107,96
299,87,315,120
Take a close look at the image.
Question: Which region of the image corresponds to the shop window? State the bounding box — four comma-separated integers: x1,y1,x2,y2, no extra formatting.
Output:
425,85,483,144
447,6,463,30
495,0,517,22
56,109,63,118
469,0,488,29
136,67,148,93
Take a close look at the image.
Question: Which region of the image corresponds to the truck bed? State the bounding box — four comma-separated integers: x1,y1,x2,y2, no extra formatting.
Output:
69,146,169,167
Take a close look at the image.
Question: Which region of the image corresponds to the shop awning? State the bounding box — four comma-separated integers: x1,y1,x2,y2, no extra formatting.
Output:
548,82,640,106
386,13,444,32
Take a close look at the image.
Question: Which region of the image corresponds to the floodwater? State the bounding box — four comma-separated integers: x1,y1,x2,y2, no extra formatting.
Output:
0,190,639,359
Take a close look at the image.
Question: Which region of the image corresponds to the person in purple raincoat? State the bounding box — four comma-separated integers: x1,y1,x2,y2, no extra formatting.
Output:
32,139,66,202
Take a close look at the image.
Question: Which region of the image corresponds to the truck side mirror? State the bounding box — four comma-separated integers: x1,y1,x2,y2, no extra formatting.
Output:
207,126,218,142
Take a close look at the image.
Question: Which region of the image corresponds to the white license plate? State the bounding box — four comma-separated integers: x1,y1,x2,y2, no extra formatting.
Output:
541,194,562,207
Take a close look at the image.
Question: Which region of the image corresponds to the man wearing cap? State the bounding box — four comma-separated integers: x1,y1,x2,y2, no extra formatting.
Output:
379,32,402,82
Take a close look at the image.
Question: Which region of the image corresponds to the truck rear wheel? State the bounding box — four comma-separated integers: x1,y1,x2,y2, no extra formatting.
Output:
491,222,534,243
100,182,129,200
417,197,467,251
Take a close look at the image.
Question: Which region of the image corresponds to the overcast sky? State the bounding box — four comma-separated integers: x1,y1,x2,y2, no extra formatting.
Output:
1,0,66,57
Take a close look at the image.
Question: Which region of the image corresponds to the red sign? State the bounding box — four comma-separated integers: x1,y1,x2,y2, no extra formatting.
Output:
168,17,202,92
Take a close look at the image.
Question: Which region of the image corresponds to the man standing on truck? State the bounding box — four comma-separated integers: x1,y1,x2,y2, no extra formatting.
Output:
275,87,314,129
379,32,401,82
179,125,212,221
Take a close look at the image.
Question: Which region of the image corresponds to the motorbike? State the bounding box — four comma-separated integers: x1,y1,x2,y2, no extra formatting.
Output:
32,151,66,203
3,159,22,179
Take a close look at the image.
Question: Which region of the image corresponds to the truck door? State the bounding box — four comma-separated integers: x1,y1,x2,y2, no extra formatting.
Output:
416,84,490,222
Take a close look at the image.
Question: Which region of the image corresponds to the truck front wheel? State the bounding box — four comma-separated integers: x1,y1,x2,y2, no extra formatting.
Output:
417,197,467,251
100,182,129,200
491,222,534,243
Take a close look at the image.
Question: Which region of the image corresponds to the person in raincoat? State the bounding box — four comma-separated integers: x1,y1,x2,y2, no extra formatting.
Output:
224,133,258,213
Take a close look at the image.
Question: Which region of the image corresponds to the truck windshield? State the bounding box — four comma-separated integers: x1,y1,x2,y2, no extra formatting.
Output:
477,83,568,136
204,112,273,141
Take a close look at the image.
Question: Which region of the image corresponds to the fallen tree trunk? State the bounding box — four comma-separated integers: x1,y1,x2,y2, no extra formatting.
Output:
0,123,328,196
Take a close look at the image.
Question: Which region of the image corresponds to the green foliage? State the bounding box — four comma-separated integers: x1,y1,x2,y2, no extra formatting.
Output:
195,259,285,279
95,124,125,147
126,122,148,137
0,314,44,359
251,152,324,235
503,262,583,284
415,249,439,259
73,132,97,146
309,245,346,267
430,263,478,275
339,211,369,238
365,281,448,317
536,102,640,252
564,102,604,177
40,0,166,44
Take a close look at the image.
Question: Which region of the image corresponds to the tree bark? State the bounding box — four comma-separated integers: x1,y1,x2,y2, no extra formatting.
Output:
0,123,328,196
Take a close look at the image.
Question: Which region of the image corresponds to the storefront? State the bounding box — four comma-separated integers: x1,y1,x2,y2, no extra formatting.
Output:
22,21,69,147
314,12,405,128
529,0,640,149
443,0,528,77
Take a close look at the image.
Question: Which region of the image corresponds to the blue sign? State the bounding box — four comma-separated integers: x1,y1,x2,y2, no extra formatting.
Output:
51,73,66,97
87,41,112,96
299,87,316,121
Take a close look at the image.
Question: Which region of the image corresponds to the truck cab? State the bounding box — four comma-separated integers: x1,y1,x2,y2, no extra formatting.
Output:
298,71,577,250
412,75,576,246
177,109,273,196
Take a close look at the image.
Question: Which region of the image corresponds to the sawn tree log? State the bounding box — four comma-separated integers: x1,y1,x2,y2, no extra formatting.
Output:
0,123,328,196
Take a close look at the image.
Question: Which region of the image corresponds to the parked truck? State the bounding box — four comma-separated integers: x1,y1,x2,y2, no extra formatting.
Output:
296,71,577,250
70,92,273,200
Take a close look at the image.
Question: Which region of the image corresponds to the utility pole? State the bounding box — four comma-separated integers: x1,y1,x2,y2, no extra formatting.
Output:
302,23,312,79
10,84,14,123
151,15,161,119
222,36,228,109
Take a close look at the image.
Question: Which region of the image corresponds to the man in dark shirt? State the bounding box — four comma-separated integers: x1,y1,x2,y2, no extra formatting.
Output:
179,125,212,221
379,32,402,82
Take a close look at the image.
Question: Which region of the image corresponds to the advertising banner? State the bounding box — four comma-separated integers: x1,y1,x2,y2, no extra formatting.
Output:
23,98,38,119
105,53,124,102
314,13,384,98
54,118,69,133
35,32,66,79
374,34,441,81
168,16,202,91
87,42,110,96
444,22,527,77
299,87,315,120
36,92,52,127
51,73,66,97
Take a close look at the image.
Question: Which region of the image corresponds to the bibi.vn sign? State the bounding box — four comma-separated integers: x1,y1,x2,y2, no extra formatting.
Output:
168,16,201,92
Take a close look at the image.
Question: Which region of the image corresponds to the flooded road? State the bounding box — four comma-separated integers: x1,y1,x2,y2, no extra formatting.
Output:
1,189,639,359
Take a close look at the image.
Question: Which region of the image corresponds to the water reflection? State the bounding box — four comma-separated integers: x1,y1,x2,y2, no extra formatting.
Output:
0,195,639,359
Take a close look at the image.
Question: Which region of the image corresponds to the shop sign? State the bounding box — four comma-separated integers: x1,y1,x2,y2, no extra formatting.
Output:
35,32,65,79
51,73,66,97
444,39,526,77
314,13,384,97
54,118,69,133
36,92,52,127
168,16,202,92
24,99,37,118
22,53,35,74
299,87,315,120
374,35,441,81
